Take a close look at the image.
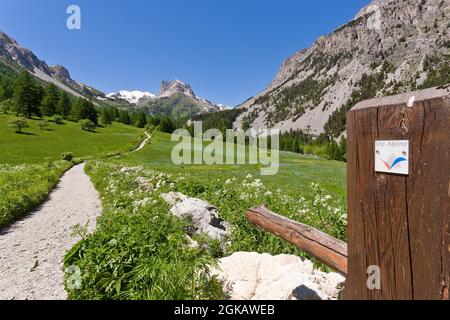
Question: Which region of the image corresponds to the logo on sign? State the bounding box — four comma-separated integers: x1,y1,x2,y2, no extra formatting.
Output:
376,152,408,171
375,141,409,175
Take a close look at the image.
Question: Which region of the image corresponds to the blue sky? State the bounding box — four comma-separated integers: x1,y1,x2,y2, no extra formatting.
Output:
0,0,371,106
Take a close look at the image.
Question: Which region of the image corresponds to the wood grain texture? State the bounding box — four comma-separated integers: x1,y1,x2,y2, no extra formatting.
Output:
246,205,348,276
346,93,450,300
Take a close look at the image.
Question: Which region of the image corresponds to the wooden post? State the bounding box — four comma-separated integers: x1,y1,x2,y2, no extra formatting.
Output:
247,206,348,275
346,85,450,300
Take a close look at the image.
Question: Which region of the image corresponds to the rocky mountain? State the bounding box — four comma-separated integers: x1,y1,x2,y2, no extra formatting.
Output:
234,0,450,136
0,30,222,118
0,30,106,102
144,80,220,118
110,80,221,118
159,80,196,98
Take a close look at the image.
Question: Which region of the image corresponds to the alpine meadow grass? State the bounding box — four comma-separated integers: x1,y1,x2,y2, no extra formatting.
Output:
63,132,347,299
0,160,73,229
0,113,144,165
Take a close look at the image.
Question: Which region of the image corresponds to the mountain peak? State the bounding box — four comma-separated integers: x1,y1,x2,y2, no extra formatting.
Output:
159,80,196,98
0,29,49,73
49,65,71,82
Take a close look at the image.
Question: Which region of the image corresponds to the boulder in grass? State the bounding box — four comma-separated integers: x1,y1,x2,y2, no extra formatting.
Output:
160,192,187,206
120,167,131,174
211,252,345,300
161,192,231,243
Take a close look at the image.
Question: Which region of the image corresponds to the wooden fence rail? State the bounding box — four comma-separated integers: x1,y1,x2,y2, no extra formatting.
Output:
246,206,348,276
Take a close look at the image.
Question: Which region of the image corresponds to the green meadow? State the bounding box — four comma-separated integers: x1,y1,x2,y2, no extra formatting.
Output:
118,131,347,197
0,113,144,229
64,131,347,299
0,113,144,165
0,115,347,299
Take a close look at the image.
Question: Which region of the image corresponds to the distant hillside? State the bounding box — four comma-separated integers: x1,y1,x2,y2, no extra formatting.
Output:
234,0,450,136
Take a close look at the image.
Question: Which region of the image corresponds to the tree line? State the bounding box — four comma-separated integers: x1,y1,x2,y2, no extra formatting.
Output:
164,106,348,162
277,130,346,162
1,69,348,161
0,69,156,130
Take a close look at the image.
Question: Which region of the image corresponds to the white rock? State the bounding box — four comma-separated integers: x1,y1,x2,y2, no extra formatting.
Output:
212,252,345,300
161,192,231,243
185,235,200,249
160,192,188,207
136,176,153,190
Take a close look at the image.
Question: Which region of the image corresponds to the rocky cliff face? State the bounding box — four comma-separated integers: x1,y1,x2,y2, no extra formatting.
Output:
0,30,105,101
48,65,71,83
235,0,450,136
159,80,196,98
0,31,50,74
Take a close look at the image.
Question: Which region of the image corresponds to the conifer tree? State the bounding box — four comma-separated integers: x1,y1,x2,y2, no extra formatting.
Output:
40,83,59,116
13,70,40,118
135,111,147,128
56,91,72,119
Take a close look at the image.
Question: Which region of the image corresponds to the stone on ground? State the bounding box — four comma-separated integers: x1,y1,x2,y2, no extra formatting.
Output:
212,252,345,300
161,192,231,242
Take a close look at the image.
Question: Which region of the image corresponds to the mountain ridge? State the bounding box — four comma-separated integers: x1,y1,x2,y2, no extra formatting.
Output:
234,0,450,136
107,79,221,118
0,30,222,118
0,30,105,102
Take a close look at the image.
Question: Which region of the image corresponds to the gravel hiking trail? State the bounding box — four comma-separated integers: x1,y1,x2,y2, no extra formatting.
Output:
133,132,151,153
0,163,102,300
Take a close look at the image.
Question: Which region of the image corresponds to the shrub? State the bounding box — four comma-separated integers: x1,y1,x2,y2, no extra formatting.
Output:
53,114,64,124
38,119,49,130
79,119,96,132
61,152,73,162
145,124,156,133
303,145,314,155
0,99,12,114
158,116,175,133
9,117,29,133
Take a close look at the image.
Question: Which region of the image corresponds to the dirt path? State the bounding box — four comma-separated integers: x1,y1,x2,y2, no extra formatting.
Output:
0,163,102,300
132,131,151,153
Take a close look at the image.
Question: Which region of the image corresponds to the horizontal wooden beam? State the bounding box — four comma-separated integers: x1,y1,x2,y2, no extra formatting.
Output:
246,206,348,276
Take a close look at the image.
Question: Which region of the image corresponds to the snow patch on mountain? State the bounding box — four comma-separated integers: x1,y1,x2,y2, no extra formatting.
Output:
107,90,156,104
217,104,232,110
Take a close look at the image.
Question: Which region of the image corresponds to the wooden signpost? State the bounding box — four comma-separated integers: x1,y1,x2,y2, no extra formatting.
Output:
345,85,450,300
247,85,449,300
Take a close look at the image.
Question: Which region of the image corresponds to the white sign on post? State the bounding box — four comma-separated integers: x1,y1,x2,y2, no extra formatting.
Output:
375,140,409,175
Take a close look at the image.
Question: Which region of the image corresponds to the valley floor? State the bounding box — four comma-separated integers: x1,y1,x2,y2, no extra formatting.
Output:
0,164,102,300
0,130,347,300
